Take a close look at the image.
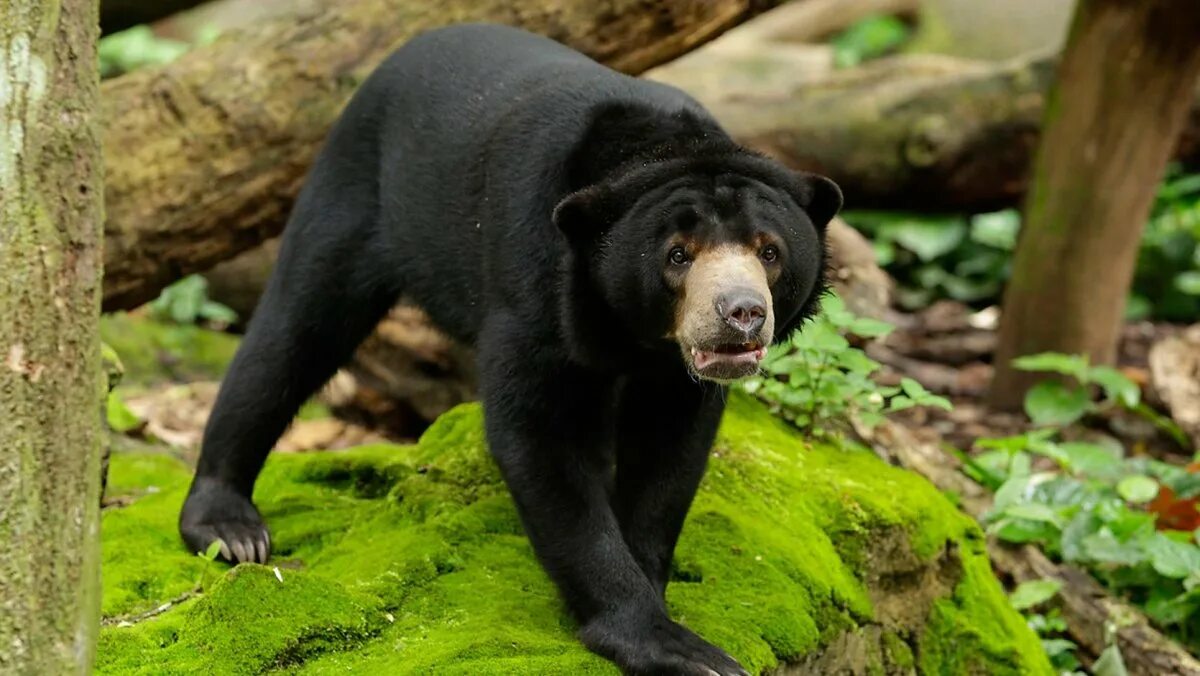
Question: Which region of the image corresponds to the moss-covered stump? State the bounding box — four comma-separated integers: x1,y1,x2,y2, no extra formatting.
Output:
98,394,1050,675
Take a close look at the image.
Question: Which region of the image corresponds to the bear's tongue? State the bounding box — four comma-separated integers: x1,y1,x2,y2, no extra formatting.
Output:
691,344,766,371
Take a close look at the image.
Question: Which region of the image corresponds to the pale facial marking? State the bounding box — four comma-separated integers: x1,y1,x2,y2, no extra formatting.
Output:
673,244,775,381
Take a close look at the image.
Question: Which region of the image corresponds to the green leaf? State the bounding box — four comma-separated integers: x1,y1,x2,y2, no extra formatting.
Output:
831,15,910,67
1124,294,1152,322
890,220,967,262
1009,579,1062,610
1003,504,1065,528
1175,270,1200,295
992,518,1058,544
1146,534,1200,579
1116,475,1159,504
1144,587,1200,625
836,348,882,375
1058,442,1124,480
1011,352,1091,380
1087,366,1141,407
1024,381,1091,427
1106,509,1156,541
1061,511,1102,562
794,321,849,352
969,210,1020,250
1082,533,1146,566
991,474,1036,514
200,539,223,561
847,317,894,338
872,239,895,266
1009,451,1033,480
1092,642,1128,676
199,300,238,324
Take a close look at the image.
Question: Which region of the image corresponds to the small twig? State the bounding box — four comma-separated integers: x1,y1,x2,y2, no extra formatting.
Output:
102,589,198,627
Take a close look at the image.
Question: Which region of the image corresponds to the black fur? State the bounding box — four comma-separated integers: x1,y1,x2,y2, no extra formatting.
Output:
181,23,840,675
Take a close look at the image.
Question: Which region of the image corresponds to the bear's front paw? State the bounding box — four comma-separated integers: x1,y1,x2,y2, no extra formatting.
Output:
580,611,749,676
179,477,270,564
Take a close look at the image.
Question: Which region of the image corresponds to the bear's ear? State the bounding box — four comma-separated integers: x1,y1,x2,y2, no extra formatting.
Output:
790,172,843,230
552,187,612,242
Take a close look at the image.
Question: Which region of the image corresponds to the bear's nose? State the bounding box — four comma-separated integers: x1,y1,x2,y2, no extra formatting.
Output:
715,289,766,335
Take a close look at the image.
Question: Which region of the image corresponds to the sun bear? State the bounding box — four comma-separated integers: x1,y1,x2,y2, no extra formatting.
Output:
180,23,841,675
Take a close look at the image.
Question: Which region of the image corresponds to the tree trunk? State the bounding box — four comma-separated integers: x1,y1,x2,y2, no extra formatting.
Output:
0,1,104,672
99,0,791,311
989,0,1200,409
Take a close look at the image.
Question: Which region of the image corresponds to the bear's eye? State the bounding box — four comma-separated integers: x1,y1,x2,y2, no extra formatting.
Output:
761,245,780,263
668,246,690,266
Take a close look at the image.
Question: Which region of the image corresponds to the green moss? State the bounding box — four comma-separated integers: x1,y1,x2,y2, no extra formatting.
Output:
918,533,1050,675
99,312,240,386
97,394,1050,674
882,629,915,671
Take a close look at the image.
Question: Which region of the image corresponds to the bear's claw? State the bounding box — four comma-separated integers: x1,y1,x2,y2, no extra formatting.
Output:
180,477,271,564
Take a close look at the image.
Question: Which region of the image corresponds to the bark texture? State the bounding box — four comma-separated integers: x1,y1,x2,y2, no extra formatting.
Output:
0,1,104,672
990,0,1200,408
100,0,789,311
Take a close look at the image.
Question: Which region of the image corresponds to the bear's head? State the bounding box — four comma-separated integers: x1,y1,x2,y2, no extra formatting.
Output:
554,112,840,381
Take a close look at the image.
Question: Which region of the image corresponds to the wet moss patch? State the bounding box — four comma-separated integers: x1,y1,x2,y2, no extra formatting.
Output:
98,394,1050,674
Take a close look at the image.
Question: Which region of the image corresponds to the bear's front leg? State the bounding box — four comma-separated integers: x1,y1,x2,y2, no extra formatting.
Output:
612,369,726,597
478,326,747,676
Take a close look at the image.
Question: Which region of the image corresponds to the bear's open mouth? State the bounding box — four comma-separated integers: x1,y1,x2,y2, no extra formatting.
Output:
690,342,766,373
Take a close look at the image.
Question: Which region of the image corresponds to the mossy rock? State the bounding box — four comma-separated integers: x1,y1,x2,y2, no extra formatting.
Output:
98,394,1051,675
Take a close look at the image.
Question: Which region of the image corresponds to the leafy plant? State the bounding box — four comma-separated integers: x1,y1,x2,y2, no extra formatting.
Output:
149,275,238,327
1129,165,1200,322
742,294,950,440
1008,579,1082,673
1012,352,1189,449
845,167,1200,320
98,26,190,78
196,540,223,591
830,14,911,68
975,356,1200,651
841,209,1017,310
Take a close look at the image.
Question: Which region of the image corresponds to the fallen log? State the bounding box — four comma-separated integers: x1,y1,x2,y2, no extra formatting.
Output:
100,0,791,311
648,49,1200,214
99,0,1200,309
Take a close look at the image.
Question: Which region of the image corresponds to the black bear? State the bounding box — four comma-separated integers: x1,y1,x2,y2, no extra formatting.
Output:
180,23,840,675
